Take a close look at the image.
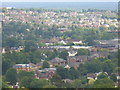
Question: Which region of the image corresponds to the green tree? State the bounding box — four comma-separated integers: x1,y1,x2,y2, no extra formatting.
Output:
97,73,108,79
30,79,49,88
30,50,45,63
18,70,34,80
50,74,64,87
42,60,50,68
1,76,9,88
50,74,62,82
38,42,46,47
46,51,56,60
69,67,79,79
92,78,115,88
70,79,86,88
102,60,115,74
84,30,98,46
5,68,17,85
4,37,20,48
24,40,38,52
110,74,117,82
56,66,69,79
2,81,9,88
85,59,102,73
58,50,68,60
2,57,14,75
114,67,120,73
43,85,57,88
88,78,95,85
76,49,90,56
85,36,96,46
66,42,75,46
78,64,88,76
20,76,34,88
99,26,106,31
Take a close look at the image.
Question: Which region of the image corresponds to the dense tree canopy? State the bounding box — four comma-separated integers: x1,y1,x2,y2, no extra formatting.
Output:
20,76,34,88
97,73,108,79
93,78,115,88
18,70,34,80
76,49,90,56
30,79,50,88
58,50,69,60
42,60,50,68
5,68,17,85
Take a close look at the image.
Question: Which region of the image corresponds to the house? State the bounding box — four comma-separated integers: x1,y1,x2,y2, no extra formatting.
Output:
13,63,37,71
67,56,89,64
6,7,13,9
87,73,97,80
62,79,73,83
67,48,77,56
40,39,54,46
67,56,89,69
87,72,108,80
10,46,24,52
49,57,67,67
114,72,120,81
95,72,108,76
68,51,77,56
57,28,68,33
95,39,119,49
36,62,43,68
72,46,92,50
90,51,109,59
2,48,6,53
94,44,116,49
117,80,120,87
12,82,19,88
64,65,70,69
68,62,80,69
39,47,54,52
72,40,83,45
65,39,83,45
49,46,70,49
60,40,67,45
13,64,31,71
35,68,56,80
29,63,38,69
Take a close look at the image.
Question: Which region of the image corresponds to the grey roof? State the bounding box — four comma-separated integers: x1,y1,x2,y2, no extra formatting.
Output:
67,56,89,60
50,57,66,63
36,62,43,66
68,62,80,67
29,63,36,67
90,52,109,57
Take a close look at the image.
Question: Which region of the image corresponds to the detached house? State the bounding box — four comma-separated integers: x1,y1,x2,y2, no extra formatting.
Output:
72,40,83,45
13,64,31,71
35,68,56,80
67,56,89,64
90,51,109,59
67,55,89,69
13,63,37,71
49,57,67,67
